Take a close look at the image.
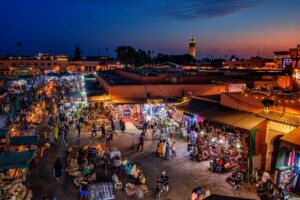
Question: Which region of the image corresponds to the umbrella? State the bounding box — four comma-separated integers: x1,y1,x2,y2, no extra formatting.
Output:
15,96,20,111
10,102,16,119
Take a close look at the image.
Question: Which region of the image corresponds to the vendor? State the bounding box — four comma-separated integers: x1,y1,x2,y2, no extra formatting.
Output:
79,180,89,200
87,169,96,183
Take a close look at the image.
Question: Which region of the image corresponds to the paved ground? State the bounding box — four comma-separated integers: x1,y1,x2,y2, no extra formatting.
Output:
26,121,261,200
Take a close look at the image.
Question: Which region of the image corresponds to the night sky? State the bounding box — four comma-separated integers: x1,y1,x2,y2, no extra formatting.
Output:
1,0,300,59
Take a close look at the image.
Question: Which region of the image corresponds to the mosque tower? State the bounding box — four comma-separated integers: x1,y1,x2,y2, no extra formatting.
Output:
188,36,196,58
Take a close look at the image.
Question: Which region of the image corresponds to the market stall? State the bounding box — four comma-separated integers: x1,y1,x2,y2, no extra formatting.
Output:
0,151,36,200
26,104,46,125
274,127,300,193
177,98,267,174
10,135,39,146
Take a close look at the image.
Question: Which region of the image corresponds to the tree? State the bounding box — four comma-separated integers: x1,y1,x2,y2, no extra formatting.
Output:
230,55,236,61
74,45,82,61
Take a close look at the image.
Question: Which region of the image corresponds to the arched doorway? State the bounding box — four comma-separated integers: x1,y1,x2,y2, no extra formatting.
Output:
270,134,283,174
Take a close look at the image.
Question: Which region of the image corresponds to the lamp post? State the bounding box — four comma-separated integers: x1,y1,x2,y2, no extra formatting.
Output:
296,44,300,69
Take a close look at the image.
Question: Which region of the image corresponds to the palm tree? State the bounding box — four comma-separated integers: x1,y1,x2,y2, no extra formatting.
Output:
17,42,22,56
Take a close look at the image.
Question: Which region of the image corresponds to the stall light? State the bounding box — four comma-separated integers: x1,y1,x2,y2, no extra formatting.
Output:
219,139,224,143
236,144,240,149
200,131,204,135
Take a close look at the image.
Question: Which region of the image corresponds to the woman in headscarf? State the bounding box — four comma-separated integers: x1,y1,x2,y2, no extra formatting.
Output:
53,124,59,139
165,141,171,160
53,157,63,181
162,139,167,158
157,140,164,157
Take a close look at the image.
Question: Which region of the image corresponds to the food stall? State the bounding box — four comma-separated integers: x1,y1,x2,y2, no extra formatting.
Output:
0,151,36,200
0,129,11,151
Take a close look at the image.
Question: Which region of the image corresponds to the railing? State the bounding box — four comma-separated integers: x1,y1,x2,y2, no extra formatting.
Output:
243,89,300,99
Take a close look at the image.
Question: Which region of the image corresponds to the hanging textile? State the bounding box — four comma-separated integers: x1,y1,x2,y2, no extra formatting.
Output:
277,147,288,168
294,152,300,174
285,151,290,166
249,128,259,170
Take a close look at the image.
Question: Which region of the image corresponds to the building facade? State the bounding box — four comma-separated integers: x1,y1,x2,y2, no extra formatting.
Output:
0,54,123,76
188,36,196,59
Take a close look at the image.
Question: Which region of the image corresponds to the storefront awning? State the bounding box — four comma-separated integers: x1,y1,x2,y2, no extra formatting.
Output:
113,98,148,105
257,111,300,126
0,129,10,137
10,135,39,146
280,127,300,149
0,151,36,170
177,98,266,130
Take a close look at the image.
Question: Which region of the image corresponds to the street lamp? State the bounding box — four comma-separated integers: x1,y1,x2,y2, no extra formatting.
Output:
296,44,300,69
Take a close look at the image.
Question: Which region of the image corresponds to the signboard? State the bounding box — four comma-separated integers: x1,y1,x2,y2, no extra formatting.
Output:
228,84,246,92
147,99,162,104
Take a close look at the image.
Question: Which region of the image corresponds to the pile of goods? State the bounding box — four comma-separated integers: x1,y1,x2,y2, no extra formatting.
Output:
0,176,33,200
121,158,150,197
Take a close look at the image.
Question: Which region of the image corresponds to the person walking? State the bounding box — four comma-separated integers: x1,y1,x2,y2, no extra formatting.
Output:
110,119,115,133
76,121,81,137
162,139,166,157
137,134,144,152
157,140,164,157
101,122,106,137
60,129,68,146
49,128,55,145
105,130,112,146
171,141,176,158
152,129,156,141
165,141,170,160
53,157,63,181
91,122,97,137
53,124,59,139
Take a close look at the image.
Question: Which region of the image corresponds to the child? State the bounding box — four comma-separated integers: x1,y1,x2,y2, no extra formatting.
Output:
171,141,176,158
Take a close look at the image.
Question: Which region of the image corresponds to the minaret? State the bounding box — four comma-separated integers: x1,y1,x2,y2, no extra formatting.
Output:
189,36,196,58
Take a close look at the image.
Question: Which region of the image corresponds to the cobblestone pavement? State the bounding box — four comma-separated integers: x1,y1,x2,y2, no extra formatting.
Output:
26,121,262,200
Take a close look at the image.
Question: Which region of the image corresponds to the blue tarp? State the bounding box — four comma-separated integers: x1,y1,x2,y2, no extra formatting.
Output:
10,135,39,146
0,129,10,137
0,151,36,170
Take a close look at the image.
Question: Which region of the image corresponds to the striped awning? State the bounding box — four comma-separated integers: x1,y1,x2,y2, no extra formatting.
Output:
280,127,300,149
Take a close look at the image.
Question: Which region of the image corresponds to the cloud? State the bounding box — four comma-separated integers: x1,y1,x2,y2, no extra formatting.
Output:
115,0,270,21
38,0,270,21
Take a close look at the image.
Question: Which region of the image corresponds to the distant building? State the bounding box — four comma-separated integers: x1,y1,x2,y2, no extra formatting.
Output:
0,54,123,76
224,56,266,69
188,36,196,59
274,46,300,69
